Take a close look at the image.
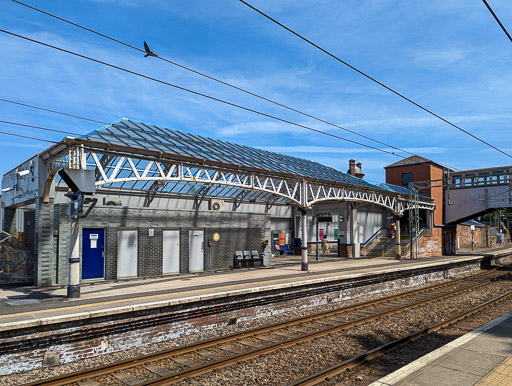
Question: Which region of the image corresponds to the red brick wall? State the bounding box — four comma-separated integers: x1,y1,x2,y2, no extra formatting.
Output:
1,259,498,375
456,224,487,249
386,162,444,255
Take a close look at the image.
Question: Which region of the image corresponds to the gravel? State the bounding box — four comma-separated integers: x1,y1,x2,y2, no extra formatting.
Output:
0,271,508,386
175,280,512,385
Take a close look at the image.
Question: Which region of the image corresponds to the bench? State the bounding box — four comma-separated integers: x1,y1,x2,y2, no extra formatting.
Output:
280,244,294,255
233,250,264,268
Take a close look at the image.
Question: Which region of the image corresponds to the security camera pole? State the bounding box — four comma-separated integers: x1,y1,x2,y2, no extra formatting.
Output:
58,148,97,298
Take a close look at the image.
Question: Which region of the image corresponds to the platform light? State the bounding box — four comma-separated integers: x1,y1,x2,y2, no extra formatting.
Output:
1,187,13,192
17,170,30,176
58,168,96,194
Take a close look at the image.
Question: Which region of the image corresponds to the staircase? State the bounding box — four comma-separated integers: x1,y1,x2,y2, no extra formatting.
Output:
363,236,396,257
362,236,414,257
361,227,430,257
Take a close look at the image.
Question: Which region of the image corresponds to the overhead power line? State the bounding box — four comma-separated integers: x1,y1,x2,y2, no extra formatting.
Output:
481,0,512,44
0,97,108,125
12,0,416,158
0,129,58,143
238,0,512,160
0,119,82,136
0,28,407,159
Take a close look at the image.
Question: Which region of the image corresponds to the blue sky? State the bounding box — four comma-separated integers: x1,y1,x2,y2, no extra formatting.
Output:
1,0,512,183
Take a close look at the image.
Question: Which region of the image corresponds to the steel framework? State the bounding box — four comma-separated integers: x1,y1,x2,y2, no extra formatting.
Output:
40,138,436,215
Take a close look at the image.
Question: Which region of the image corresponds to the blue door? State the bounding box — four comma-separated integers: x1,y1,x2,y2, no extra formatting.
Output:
82,229,105,279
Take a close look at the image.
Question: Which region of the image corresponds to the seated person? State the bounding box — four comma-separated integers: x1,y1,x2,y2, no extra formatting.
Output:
274,241,283,256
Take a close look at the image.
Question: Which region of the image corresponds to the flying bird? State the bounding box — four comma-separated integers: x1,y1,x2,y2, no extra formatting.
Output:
143,41,157,58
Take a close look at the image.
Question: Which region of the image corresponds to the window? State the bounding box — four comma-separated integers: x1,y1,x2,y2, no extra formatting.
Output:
402,172,413,186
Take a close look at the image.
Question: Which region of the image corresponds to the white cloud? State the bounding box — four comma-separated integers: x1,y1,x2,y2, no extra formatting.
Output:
410,47,472,69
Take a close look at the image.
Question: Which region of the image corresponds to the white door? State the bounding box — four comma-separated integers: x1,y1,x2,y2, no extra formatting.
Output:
117,229,138,277
188,229,204,272
163,229,180,274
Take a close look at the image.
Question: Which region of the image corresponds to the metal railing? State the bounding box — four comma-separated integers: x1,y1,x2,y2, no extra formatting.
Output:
449,168,512,189
361,228,389,255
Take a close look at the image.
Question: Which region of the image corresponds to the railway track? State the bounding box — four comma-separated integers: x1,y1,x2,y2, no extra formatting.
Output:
288,291,512,386
25,267,511,386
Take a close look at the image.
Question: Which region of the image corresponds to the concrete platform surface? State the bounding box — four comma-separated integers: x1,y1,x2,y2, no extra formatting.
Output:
0,246,511,332
371,308,512,386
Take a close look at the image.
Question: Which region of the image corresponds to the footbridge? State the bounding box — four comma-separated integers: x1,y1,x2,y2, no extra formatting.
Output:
445,166,512,224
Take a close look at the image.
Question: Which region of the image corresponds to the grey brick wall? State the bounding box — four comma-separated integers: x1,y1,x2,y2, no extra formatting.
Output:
57,205,69,284
105,226,118,280
23,210,36,265
35,198,54,286
54,205,271,284
205,227,262,270
138,227,163,277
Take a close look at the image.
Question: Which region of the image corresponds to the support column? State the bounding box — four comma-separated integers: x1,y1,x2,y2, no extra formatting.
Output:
67,216,80,297
350,205,360,258
315,216,319,261
66,146,87,298
395,217,401,259
300,209,308,271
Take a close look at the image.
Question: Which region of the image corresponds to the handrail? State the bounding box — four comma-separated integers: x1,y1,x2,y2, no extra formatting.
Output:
361,228,392,256
402,227,430,248
361,227,389,247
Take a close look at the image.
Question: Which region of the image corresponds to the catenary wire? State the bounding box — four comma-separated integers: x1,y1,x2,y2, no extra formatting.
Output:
0,129,59,143
0,120,82,136
482,0,512,44
0,28,408,159
12,0,417,158
238,0,512,160
11,1,464,171
0,97,108,125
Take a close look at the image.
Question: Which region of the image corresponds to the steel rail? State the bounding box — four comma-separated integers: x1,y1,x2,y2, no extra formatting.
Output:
288,290,512,385
138,273,506,385
24,269,503,386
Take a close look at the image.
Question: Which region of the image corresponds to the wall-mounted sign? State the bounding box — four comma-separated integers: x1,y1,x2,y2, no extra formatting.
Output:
90,234,98,240
149,228,154,237
213,232,220,241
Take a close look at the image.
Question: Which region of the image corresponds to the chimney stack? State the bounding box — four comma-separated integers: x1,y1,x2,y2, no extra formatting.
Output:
347,159,356,176
347,159,365,179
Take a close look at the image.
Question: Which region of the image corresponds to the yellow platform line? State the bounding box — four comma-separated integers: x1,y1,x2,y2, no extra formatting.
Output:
476,354,512,385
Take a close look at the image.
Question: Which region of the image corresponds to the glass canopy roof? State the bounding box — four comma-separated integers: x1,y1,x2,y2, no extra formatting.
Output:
81,118,389,191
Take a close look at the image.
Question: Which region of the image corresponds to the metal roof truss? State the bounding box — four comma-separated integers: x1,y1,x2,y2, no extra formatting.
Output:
81,147,433,215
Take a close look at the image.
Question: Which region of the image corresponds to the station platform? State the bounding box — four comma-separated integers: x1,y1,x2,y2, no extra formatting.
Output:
371,309,512,386
1,246,511,332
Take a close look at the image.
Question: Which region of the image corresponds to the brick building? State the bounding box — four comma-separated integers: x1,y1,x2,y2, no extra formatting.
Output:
385,155,448,255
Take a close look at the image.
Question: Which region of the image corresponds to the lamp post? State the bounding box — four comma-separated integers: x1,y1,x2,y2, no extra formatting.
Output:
58,163,97,298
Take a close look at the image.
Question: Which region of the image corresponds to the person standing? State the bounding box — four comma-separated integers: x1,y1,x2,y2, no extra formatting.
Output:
321,235,329,256
390,221,396,238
